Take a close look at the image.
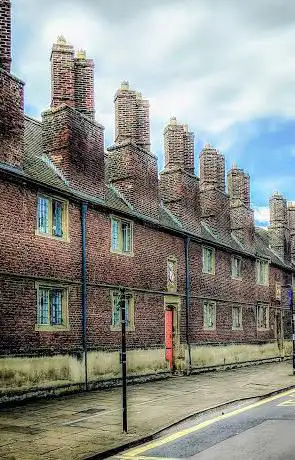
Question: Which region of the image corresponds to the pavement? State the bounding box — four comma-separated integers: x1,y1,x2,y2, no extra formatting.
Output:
117,387,295,459
0,361,294,460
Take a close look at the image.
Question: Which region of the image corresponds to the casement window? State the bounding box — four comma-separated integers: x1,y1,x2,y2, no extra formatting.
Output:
202,247,215,274
37,195,68,240
35,283,69,331
232,306,243,330
231,256,242,279
167,258,177,291
110,290,134,331
256,259,269,286
111,217,133,255
203,300,216,330
275,281,281,300
257,304,269,330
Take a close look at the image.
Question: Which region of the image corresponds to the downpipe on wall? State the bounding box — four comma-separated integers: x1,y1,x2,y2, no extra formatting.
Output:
81,201,88,390
184,235,192,375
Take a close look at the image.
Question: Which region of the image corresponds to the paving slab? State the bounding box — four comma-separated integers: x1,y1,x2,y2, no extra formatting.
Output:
0,361,294,460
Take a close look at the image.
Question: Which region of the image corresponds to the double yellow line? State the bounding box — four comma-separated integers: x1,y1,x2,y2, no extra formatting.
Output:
121,388,295,458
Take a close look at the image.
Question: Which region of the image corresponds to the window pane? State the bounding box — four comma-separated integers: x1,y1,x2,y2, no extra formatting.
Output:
111,220,119,250
38,197,49,234
125,297,129,325
122,222,131,252
52,200,63,237
51,290,63,325
112,293,121,326
38,288,50,324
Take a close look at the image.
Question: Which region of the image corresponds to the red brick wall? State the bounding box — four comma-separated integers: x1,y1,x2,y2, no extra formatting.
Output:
0,70,24,167
0,176,291,355
42,105,105,198
107,143,159,220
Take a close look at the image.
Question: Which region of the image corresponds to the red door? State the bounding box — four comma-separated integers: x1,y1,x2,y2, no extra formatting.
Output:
165,310,173,369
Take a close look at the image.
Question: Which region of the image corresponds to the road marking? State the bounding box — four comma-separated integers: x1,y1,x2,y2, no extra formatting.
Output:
122,388,295,458
277,399,295,406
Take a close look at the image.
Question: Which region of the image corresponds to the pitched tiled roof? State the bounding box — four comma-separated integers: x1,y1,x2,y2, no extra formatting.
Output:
1,115,292,271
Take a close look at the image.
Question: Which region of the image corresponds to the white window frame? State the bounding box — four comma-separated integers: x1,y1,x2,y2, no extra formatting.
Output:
257,303,270,330
110,215,133,256
232,306,243,330
202,247,215,275
231,256,242,280
256,259,269,286
203,300,216,330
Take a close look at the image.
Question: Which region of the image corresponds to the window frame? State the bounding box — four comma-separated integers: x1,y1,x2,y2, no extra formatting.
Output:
256,259,269,286
35,282,69,332
110,290,135,331
232,305,243,330
203,300,216,330
167,257,177,292
36,194,69,242
231,255,242,280
202,246,216,275
110,215,133,256
257,303,270,331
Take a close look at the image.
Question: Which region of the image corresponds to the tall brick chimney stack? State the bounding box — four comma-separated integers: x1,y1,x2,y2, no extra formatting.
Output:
227,163,254,249
114,81,150,151
199,144,231,233
268,192,289,260
0,0,24,168
50,36,75,109
164,117,195,173
107,84,158,219
74,49,95,120
0,0,11,72
199,144,225,192
227,164,250,208
288,202,295,262
160,119,199,232
43,37,104,198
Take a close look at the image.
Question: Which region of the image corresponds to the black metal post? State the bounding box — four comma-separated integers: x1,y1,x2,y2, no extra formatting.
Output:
120,287,128,433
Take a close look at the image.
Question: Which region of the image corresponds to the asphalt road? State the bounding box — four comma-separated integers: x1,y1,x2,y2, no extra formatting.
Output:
114,388,295,460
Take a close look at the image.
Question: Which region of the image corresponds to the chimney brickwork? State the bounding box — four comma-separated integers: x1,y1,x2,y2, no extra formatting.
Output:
50,37,95,119
200,144,225,192
199,145,230,233
74,50,95,120
108,84,158,219
0,0,24,168
0,0,11,72
227,164,254,249
51,36,75,109
288,202,295,262
227,165,250,208
164,117,194,173
160,119,199,231
42,104,105,198
114,81,150,151
268,192,289,260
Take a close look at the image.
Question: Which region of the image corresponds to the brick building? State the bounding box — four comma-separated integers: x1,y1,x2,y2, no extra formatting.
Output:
0,0,294,376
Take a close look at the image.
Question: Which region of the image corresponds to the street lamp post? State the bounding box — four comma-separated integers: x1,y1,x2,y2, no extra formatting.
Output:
120,287,128,433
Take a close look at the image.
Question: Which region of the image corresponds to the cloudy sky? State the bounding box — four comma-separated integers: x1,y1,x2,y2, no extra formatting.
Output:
11,0,295,226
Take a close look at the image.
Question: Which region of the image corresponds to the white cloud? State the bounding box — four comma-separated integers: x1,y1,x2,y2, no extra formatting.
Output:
254,206,270,224
12,0,295,163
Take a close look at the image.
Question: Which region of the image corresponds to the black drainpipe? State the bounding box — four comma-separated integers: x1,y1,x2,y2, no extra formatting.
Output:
184,235,192,374
81,201,88,390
